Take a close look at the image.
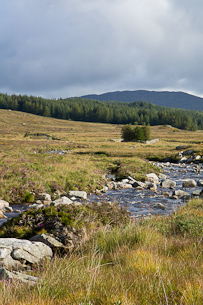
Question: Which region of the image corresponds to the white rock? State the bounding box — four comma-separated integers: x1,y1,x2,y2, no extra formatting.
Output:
0,200,9,210
146,173,159,184
51,196,73,206
67,191,87,200
182,180,196,188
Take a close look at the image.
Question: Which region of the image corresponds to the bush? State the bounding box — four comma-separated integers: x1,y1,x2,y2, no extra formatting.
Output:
121,124,151,141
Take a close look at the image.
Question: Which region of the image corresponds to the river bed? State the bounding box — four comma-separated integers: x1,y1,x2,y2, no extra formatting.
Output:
88,162,203,218
1,162,203,225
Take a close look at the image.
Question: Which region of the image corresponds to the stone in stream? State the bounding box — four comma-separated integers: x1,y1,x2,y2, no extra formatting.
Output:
0,210,6,219
197,180,203,187
192,190,201,198
0,200,9,210
154,203,166,210
173,190,190,199
182,180,196,188
145,173,159,184
159,173,167,180
161,179,176,189
132,180,147,188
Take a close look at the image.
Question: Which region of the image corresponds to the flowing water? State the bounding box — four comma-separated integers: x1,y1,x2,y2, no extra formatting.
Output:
1,162,203,226
88,162,203,218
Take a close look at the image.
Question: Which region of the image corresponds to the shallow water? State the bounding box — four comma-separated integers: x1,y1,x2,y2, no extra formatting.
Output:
88,162,203,218
1,162,203,226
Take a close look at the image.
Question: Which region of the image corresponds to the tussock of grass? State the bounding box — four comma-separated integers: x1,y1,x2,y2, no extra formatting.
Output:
0,200,202,304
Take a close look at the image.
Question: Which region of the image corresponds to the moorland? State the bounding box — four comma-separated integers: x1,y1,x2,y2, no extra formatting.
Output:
0,108,203,304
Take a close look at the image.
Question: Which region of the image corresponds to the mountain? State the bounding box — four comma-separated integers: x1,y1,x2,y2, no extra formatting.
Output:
81,90,203,111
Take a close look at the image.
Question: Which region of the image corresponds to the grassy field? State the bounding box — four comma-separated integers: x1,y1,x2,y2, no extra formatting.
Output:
0,109,203,304
0,109,203,203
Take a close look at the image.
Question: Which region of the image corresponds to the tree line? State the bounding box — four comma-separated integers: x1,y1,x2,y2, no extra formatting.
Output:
0,93,202,130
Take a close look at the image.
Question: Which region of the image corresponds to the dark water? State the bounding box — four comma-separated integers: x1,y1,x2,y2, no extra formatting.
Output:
88,162,203,218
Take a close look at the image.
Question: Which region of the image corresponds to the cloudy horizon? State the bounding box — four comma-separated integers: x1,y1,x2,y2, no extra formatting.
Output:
1,0,203,99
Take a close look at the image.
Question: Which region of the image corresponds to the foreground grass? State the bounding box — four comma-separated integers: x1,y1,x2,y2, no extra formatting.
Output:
0,199,203,305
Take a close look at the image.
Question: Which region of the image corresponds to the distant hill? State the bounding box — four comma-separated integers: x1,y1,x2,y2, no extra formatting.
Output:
81,90,203,111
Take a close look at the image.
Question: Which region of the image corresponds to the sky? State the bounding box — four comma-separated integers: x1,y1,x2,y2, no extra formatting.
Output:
1,0,203,99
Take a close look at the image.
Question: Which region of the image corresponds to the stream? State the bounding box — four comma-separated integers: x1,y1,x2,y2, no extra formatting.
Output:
1,162,203,226
88,162,203,218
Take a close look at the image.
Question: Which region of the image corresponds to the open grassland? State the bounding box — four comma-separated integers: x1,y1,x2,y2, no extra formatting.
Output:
1,110,203,304
0,109,203,203
0,199,203,305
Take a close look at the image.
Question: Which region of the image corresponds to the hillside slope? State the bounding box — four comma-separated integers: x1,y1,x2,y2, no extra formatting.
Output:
81,90,203,111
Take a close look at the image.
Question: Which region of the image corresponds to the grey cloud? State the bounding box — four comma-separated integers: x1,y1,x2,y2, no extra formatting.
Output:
0,0,203,98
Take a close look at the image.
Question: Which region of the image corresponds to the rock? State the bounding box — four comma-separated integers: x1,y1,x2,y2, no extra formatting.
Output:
159,173,167,180
51,197,73,206
145,173,159,184
183,149,194,155
67,191,87,200
29,203,44,210
3,206,13,212
197,180,203,187
117,182,133,189
182,180,196,188
173,190,190,199
40,193,52,201
102,186,108,193
0,238,53,270
161,191,172,197
0,268,38,284
186,157,194,164
30,233,68,253
0,210,6,219
192,190,201,197
132,180,146,188
0,200,9,210
147,183,157,192
128,176,136,183
178,157,188,163
154,203,166,210
161,179,176,189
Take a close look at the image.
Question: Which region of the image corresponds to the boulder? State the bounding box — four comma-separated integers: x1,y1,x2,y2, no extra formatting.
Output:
67,191,87,200
146,182,157,192
0,200,9,210
0,268,38,284
159,173,167,180
173,190,190,199
182,180,196,188
145,173,159,184
29,203,44,210
40,193,52,201
132,180,147,188
161,179,176,189
192,190,201,197
154,203,166,210
0,238,53,270
30,233,68,253
116,182,133,189
51,196,73,206
197,180,203,187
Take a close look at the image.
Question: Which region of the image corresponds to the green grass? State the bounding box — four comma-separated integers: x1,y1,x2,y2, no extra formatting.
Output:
0,200,203,304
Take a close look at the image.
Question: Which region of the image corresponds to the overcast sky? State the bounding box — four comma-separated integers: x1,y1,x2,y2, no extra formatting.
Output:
1,0,203,99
